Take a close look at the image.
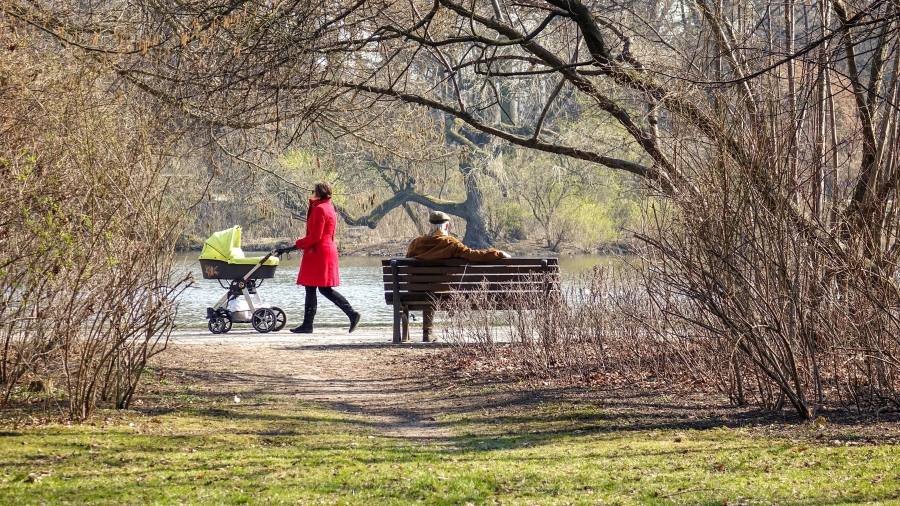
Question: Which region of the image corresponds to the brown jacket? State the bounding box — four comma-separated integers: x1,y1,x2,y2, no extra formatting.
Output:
406,231,505,261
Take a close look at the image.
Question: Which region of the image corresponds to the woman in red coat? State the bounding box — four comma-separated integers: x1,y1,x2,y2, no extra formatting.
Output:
275,182,361,333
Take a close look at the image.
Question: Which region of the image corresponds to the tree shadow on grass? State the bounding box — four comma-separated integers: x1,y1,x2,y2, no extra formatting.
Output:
147,341,900,451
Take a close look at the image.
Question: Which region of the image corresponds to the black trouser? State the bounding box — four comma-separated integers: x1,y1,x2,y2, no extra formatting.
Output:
305,286,356,318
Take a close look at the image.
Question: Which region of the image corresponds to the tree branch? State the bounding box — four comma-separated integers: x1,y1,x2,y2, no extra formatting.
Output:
337,82,651,179
333,186,473,228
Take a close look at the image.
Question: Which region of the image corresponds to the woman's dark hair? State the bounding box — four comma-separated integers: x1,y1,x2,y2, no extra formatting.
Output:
313,181,333,199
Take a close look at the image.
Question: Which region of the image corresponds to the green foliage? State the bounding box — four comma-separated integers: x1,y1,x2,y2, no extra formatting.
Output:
496,149,642,252
556,199,615,247
281,149,317,172
484,200,528,241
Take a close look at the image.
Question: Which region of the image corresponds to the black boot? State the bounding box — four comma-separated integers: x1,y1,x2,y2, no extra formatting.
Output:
348,311,361,333
320,287,361,333
291,287,318,333
290,307,316,333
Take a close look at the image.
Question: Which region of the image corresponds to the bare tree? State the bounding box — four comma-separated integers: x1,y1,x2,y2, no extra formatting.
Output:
9,0,900,417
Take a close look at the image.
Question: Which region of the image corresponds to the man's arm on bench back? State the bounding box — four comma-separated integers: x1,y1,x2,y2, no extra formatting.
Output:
407,233,509,261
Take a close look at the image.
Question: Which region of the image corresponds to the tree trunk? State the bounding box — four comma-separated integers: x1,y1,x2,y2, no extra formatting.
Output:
459,163,492,249
333,172,495,249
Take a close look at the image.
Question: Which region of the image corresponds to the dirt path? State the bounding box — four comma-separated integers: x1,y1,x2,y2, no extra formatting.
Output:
166,327,451,440
162,327,900,445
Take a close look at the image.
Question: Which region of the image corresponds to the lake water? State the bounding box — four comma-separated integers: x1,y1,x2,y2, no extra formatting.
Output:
174,253,615,328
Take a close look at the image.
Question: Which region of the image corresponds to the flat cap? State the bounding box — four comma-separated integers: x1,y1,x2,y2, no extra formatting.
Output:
429,211,451,224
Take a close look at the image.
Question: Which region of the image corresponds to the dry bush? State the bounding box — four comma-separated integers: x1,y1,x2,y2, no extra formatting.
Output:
434,208,900,418
0,28,191,419
635,142,900,418
433,165,900,419
436,265,728,391
434,252,900,418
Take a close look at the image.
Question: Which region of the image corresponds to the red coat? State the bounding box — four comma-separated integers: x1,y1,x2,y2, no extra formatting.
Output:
295,199,340,287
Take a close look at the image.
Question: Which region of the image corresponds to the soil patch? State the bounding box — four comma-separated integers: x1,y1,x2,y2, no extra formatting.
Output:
155,341,450,440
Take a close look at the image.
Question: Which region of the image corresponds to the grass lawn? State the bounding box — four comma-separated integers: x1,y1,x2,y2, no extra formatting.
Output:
3,399,899,505
1,345,899,505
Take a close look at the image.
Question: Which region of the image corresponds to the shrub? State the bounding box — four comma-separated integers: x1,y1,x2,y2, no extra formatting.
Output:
0,31,191,419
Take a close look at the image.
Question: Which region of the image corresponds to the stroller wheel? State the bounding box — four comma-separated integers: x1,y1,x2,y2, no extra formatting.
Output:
209,316,232,334
271,307,287,332
252,308,277,333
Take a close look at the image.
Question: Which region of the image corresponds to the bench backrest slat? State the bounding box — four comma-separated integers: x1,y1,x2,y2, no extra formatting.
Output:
385,291,550,303
380,265,554,275
382,257,559,305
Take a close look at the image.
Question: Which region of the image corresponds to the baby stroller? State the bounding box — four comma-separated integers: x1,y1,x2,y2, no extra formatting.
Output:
198,226,287,334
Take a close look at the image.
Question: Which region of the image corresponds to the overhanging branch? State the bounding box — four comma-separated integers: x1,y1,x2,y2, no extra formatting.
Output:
333,186,472,228
335,82,651,179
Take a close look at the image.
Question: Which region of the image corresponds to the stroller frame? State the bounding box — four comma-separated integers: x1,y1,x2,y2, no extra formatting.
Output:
205,252,287,334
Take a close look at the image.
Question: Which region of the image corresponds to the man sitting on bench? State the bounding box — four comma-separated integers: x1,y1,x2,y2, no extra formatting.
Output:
406,211,511,342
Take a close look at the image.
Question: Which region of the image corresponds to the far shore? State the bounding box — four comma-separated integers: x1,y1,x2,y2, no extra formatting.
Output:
178,236,632,258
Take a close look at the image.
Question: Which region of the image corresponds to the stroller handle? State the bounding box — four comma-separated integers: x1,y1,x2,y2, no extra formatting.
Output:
240,252,276,281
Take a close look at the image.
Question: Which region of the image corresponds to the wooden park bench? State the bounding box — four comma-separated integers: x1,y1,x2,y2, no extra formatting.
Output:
382,257,560,343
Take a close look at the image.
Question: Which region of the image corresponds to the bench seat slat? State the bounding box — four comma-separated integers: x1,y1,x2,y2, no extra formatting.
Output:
385,291,549,303
384,282,555,292
382,265,554,275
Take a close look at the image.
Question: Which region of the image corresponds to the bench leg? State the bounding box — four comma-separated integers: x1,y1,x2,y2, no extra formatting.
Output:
423,306,434,342
401,307,410,342
392,302,402,344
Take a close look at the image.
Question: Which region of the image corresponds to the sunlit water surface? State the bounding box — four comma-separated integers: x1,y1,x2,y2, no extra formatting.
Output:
174,252,617,328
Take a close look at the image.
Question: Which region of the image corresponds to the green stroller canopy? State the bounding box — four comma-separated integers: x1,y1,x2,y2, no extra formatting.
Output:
198,226,279,266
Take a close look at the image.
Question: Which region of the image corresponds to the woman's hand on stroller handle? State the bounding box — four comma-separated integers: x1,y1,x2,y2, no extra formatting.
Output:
274,245,298,256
